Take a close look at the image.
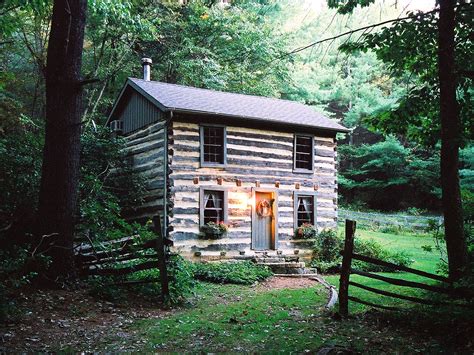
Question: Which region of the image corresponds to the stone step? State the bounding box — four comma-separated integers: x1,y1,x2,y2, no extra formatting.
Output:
255,261,314,275
258,262,306,268
254,257,287,263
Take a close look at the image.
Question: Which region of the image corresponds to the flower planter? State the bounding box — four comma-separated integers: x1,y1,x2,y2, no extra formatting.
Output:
200,222,229,239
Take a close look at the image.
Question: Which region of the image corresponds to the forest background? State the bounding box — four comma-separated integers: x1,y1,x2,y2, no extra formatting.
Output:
0,0,473,274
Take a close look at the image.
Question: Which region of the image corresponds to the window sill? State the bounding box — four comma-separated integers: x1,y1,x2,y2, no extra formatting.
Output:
292,168,314,174
201,163,227,169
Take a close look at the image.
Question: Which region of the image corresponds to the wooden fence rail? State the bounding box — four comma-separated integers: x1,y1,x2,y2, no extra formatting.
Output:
75,215,172,301
338,219,471,317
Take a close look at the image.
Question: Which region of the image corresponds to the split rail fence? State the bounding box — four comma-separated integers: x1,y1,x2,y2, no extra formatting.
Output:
338,220,471,317
74,216,173,301
339,209,443,231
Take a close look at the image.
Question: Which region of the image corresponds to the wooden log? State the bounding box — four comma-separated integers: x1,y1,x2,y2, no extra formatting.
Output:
348,281,470,307
351,269,455,295
106,278,161,287
87,260,157,276
348,296,401,311
339,219,356,317
153,216,170,302
351,253,450,283
83,253,159,266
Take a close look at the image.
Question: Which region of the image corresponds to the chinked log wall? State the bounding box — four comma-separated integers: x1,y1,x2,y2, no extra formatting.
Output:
168,120,338,256
122,120,167,222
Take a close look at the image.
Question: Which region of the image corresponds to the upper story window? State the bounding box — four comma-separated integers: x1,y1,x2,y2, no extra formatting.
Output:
295,194,315,227
200,188,228,225
294,134,314,172
200,125,227,167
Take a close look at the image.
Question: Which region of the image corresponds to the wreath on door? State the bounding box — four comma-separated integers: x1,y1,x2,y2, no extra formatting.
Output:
256,199,272,217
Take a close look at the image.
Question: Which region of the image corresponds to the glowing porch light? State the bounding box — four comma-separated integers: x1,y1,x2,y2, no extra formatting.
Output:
232,192,252,209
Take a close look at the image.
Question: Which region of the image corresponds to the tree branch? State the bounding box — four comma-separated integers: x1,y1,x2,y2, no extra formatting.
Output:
283,4,470,58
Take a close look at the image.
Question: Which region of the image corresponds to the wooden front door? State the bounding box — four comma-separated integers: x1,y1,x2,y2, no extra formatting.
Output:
252,191,276,250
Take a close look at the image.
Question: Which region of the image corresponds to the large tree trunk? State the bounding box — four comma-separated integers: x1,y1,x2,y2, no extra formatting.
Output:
438,0,468,280
37,0,87,283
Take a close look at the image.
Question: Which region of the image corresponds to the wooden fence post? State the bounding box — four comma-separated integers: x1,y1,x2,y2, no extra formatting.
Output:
339,219,356,317
153,216,170,302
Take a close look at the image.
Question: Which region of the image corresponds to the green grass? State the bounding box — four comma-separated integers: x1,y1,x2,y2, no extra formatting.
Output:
132,282,438,353
354,229,439,272
119,229,470,353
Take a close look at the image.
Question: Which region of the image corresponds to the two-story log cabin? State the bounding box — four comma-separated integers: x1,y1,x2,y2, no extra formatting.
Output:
107,58,348,262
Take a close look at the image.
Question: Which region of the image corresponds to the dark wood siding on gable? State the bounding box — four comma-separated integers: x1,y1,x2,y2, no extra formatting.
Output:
118,91,165,134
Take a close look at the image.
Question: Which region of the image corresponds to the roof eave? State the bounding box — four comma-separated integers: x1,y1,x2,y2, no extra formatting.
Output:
170,107,350,133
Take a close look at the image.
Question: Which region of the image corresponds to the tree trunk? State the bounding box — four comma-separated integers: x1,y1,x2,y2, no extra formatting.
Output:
438,0,467,280
37,0,87,283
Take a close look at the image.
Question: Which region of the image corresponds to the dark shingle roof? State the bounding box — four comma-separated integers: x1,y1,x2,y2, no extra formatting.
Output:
120,78,348,132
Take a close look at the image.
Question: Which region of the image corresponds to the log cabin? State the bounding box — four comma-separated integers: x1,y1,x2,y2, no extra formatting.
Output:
107,58,348,267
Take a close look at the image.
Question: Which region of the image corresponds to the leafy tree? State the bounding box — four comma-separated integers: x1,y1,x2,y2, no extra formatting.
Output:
138,0,290,97
339,136,440,210
329,0,472,279
281,2,406,125
36,0,88,283
82,0,156,125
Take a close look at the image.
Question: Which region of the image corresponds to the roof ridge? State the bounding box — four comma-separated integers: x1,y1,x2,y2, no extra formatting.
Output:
128,77,309,107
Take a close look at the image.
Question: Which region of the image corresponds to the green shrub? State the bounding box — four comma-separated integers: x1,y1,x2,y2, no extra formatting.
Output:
311,229,414,273
311,229,343,273
193,261,272,285
353,238,413,272
379,225,402,235
167,255,196,302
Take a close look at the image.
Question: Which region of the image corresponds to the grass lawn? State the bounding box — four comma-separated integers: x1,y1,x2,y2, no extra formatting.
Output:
131,282,440,353
120,229,472,353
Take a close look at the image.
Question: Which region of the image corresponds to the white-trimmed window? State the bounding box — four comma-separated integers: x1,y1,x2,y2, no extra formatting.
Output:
200,188,228,225
200,125,227,167
294,134,314,172
294,193,316,227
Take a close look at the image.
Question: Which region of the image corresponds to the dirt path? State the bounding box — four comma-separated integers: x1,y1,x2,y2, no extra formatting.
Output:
0,277,320,352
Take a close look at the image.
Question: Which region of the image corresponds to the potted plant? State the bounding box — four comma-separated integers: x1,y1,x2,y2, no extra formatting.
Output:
201,221,229,239
295,223,317,239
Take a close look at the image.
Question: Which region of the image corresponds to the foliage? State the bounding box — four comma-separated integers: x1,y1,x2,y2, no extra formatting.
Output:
283,2,406,126
193,261,272,285
139,0,290,97
339,136,441,210
311,229,343,273
167,254,197,303
0,243,51,321
200,221,229,239
295,223,317,239
460,145,474,192
353,238,413,272
89,255,196,304
0,115,43,230
462,188,474,222
311,228,413,273
337,4,473,146
78,126,146,241
423,189,474,277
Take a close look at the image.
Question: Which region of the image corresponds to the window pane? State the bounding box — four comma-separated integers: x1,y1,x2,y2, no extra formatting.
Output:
295,135,313,170
297,196,314,226
203,126,225,164
204,190,224,224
